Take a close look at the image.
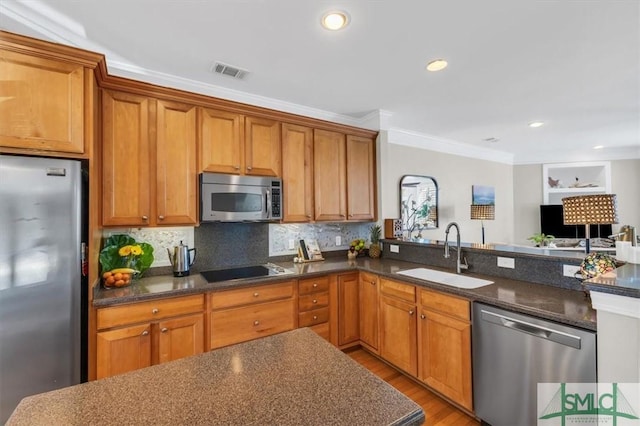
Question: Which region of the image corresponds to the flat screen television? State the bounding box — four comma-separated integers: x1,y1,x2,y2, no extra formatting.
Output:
540,205,612,239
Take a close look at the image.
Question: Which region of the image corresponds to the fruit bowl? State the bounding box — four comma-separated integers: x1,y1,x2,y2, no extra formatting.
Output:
102,268,138,288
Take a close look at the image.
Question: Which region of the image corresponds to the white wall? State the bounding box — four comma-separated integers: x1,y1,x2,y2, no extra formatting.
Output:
513,159,640,245
379,132,515,244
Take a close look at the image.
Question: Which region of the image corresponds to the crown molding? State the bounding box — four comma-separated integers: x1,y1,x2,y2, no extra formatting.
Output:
387,128,515,165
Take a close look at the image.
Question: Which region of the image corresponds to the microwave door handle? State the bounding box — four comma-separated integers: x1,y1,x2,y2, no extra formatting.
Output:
265,189,271,218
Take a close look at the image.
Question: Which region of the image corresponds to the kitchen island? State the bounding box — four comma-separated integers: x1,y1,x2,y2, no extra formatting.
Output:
7,328,424,425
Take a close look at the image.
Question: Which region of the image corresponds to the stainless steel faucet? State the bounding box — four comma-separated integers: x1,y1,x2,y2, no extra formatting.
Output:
444,222,469,274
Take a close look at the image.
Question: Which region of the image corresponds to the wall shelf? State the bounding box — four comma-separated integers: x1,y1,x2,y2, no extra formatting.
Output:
542,161,611,205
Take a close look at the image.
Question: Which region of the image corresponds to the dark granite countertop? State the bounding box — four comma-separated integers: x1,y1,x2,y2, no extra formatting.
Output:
7,328,424,426
94,257,598,331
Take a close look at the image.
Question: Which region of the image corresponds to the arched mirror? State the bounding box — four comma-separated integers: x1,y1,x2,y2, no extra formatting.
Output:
399,175,438,239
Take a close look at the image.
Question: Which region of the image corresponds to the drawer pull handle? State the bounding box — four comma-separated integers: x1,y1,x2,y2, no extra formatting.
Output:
253,320,260,326
152,308,159,314
312,299,318,304
409,310,414,315
253,292,259,297
420,314,426,320
142,330,149,336
161,327,168,333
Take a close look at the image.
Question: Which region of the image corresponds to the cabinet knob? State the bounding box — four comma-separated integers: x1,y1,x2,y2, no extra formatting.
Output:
340,214,346,218
161,327,168,333
306,215,312,219
253,320,260,326
313,283,318,288
313,315,318,320
312,299,318,304
253,292,259,297
142,215,149,221
408,310,414,315
420,314,426,320
247,166,253,171
152,308,159,314
348,214,353,218
142,330,149,336
234,165,240,170
370,281,376,286
158,215,164,220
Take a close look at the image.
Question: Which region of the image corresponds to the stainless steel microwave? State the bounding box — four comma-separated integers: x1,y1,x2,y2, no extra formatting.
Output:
200,173,282,222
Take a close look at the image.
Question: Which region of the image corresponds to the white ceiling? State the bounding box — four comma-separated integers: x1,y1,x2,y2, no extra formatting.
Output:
2,0,639,164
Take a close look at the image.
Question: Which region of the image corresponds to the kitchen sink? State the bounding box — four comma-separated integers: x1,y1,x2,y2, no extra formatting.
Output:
396,268,494,289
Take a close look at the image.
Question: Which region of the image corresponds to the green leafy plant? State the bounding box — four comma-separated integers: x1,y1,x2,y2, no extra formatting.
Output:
527,233,555,247
99,234,154,276
369,224,382,244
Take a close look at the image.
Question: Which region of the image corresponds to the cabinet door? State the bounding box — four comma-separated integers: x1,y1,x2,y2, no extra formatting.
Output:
198,107,243,174
244,116,281,176
337,273,359,346
380,295,417,376
0,50,85,154
418,309,473,411
346,135,376,220
102,90,151,226
156,100,197,225
156,313,204,364
359,272,379,351
96,324,151,379
313,129,346,221
281,123,314,222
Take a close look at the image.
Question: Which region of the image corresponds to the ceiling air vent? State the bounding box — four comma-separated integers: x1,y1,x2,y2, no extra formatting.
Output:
211,62,249,80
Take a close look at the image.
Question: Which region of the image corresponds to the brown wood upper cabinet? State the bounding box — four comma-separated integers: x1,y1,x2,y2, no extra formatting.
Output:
198,108,281,177
281,123,314,222
313,130,376,222
102,90,197,226
0,48,91,155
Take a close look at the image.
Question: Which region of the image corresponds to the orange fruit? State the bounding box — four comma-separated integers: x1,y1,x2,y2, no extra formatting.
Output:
102,272,112,279
114,280,125,287
106,276,116,285
113,272,123,281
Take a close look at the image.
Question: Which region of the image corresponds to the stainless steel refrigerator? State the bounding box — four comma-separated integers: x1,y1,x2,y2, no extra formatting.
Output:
0,154,87,423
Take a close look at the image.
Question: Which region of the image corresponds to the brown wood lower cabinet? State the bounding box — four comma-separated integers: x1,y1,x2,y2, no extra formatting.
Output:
336,272,360,346
418,288,473,411
359,271,379,352
379,289,418,376
209,280,296,350
95,295,205,379
298,276,330,341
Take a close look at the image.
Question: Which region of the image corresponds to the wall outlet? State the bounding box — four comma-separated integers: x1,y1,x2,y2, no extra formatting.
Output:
288,239,295,250
563,264,581,278
390,244,400,253
497,256,515,269
335,236,341,246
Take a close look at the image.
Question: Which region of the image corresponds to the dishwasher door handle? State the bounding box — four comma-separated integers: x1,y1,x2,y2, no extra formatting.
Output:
480,309,582,349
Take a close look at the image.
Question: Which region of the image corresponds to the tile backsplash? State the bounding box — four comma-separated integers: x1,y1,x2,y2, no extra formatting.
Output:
269,222,372,256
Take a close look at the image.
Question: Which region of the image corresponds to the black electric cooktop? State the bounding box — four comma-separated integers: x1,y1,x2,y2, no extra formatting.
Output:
200,263,291,283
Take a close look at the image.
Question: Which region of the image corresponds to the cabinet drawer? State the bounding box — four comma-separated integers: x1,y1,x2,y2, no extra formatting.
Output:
210,280,294,310
298,292,329,311
97,295,205,330
299,307,329,327
380,278,416,302
210,299,295,349
420,288,470,321
298,276,330,295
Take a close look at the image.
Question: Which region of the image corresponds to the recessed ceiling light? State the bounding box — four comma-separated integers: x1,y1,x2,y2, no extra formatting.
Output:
593,145,604,150
321,11,349,30
528,121,544,128
426,59,448,72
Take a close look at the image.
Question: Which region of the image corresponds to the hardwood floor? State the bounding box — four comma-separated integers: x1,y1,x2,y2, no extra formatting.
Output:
347,348,480,426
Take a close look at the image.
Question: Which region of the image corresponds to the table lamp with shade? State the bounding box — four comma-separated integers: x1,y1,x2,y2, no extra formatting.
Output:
561,194,618,254
470,204,495,244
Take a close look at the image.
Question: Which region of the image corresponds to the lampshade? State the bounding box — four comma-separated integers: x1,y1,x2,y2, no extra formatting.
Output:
562,194,618,225
470,204,495,221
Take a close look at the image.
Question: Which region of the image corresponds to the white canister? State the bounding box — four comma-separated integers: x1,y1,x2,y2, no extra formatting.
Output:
628,246,640,264
616,241,631,262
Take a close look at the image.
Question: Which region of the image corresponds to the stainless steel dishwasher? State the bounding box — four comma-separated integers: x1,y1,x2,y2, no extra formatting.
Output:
472,302,596,426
